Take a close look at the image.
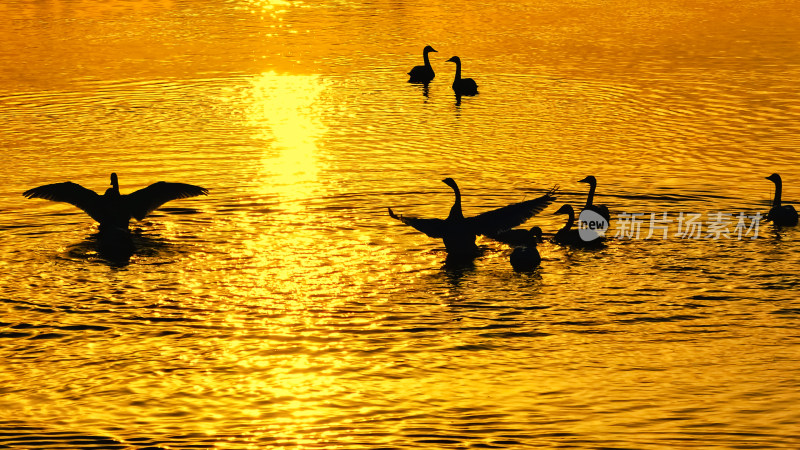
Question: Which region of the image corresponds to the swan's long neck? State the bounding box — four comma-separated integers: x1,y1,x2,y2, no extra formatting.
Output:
772,178,783,208
584,181,596,208
107,174,120,197
423,51,432,68
453,61,461,81
448,184,464,220
561,207,575,231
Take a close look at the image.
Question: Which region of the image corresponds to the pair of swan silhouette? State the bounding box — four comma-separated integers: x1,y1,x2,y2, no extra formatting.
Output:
408,46,478,96
389,174,797,271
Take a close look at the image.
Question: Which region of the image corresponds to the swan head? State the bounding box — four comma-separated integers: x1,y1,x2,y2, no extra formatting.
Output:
442,177,458,190
578,175,597,185
104,173,121,197
554,204,574,215
766,173,782,184
446,56,461,64
423,45,437,54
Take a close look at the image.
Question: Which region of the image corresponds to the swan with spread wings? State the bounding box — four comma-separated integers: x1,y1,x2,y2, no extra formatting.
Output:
23,172,209,232
389,178,557,259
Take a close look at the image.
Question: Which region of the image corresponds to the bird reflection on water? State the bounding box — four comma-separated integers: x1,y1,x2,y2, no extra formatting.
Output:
409,81,431,99
65,229,183,266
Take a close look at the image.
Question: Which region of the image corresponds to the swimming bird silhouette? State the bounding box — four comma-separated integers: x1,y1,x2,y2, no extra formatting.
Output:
445,56,478,96
510,227,543,272
389,178,557,259
408,45,437,83
23,173,209,231
552,204,605,247
491,226,544,271
765,173,798,226
578,175,611,224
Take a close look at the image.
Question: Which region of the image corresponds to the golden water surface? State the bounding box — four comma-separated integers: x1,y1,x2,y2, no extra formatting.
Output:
1,0,799,448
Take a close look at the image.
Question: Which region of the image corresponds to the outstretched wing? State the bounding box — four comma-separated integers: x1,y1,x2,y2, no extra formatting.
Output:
23,182,104,222
127,182,209,220
468,186,558,236
388,208,448,238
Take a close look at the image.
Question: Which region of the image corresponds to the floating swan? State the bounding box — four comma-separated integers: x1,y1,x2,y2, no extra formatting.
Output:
23,173,209,232
491,226,543,271
445,56,478,96
578,175,611,224
510,227,543,272
552,204,605,247
408,45,437,83
389,178,556,259
765,173,798,226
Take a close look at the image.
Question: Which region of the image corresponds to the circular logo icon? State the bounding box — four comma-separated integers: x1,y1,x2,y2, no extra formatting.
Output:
578,209,608,242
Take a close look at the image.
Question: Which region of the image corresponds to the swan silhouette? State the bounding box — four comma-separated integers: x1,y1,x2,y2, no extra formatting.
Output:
552,204,605,247
445,56,478,96
490,226,544,271
765,173,798,226
23,173,209,232
389,178,557,259
510,227,543,272
578,175,611,224
408,45,437,83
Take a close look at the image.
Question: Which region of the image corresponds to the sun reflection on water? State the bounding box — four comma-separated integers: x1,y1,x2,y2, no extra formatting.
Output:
244,71,329,206
2,0,800,447
204,75,411,440
219,70,396,313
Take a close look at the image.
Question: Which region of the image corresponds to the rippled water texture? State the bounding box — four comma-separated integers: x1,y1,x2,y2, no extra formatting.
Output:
1,0,800,448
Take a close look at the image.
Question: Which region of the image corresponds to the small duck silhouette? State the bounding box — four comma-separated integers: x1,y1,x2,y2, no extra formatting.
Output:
490,226,544,271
